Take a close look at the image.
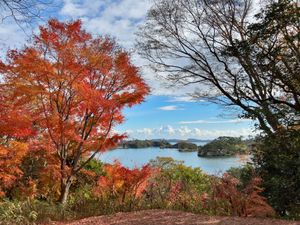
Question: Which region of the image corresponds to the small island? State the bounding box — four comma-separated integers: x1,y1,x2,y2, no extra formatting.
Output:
121,139,199,152
173,142,198,152
198,136,248,157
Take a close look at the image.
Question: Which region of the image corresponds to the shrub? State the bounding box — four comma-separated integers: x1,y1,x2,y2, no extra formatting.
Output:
146,157,211,211
93,161,154,211
210,173,275,217
0,200,37,225
0,200,74,224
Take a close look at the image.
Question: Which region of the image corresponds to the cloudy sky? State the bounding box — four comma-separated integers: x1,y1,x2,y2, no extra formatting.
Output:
0,0,257,140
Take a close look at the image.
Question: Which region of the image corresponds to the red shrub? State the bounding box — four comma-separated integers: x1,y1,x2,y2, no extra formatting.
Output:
93,161,154,205
211,173,275,217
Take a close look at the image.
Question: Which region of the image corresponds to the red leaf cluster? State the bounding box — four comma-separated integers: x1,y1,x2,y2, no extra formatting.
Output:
93,161,154,204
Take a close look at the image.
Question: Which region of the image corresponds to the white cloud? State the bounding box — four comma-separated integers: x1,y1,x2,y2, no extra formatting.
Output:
157,125,175,135
101,0,151,20
193,127,255,138
0,21,28,51
0,0,186,96
136,128,153,136
59,0,204,96
124,129,134,134
177,126,192,136
59,0,152,48
179,118,253,125
122,125,257,140
158,105,184,111
168,96,201,102
60,0,88,17
60,0,105,17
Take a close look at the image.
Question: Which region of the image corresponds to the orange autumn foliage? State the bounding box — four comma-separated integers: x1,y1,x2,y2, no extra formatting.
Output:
19,142,62,200
94,162,154,204
0,93,36,139
0,19,149,203
0,142,28,197
0,91,36,198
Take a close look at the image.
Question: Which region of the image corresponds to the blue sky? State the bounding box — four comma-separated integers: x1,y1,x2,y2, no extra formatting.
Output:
0,0,257,139
117,95,255,139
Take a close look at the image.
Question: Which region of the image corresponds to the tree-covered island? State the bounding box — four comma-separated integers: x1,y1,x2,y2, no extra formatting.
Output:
121,139,197,151
198,137,249,157
121,137,250,156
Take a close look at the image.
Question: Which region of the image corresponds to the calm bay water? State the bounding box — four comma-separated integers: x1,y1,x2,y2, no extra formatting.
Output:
96,146,248,175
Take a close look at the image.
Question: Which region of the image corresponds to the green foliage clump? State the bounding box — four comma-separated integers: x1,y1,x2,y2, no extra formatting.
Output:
73,159,105,189
0,200,38,225
253,131,300,218
82,159,105,176
227,164,256,189
0,200,75,224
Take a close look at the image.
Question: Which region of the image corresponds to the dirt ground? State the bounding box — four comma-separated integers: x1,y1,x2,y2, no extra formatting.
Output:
50,209,300,225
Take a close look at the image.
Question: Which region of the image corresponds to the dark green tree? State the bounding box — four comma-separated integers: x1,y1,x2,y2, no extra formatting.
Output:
253,130,300,217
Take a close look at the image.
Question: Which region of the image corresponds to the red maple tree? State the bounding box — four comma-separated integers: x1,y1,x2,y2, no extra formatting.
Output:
0,19,149,203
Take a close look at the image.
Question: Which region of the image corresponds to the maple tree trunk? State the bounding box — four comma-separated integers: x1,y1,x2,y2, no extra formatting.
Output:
59,178,72,205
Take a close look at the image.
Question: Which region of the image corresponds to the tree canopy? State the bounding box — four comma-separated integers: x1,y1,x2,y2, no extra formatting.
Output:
0,19,149,203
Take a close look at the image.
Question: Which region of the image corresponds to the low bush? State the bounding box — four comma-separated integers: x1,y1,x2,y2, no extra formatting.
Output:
93,161,154,211
209,173,275,217
0,200,75,224
0,200,37,225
